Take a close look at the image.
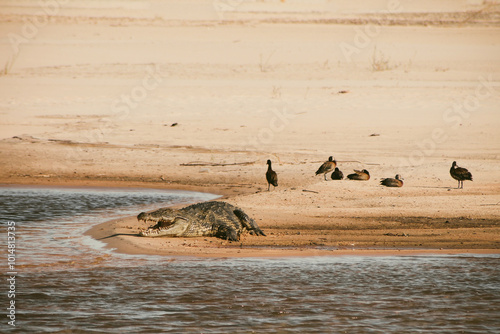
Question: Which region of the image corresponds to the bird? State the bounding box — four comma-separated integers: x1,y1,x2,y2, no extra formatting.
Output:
331,167,344,180
315,156,336,180
450,161,472,189
380,174,404,187
266,159,278,191
347,169,370,181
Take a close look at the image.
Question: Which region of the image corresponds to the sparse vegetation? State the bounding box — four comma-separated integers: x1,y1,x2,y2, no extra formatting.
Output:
322,59,330,70
259,51,275,72
271,86,281,99
435,66,450,72
371,46,396,72
1,54,17,76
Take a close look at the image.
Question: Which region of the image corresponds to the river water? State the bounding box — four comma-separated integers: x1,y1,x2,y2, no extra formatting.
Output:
1,186,499,333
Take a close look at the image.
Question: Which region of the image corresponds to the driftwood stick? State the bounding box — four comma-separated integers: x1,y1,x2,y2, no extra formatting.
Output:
180,161,257,167
309,160,380,166
479,201,500,206
337,160,379,165
182,160,379,167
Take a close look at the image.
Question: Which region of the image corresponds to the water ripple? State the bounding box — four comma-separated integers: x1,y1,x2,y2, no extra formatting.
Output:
1,187,499,333
14,256,500,333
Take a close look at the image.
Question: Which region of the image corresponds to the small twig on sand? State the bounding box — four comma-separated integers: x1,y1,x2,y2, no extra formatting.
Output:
309,160,380,166
180,161,257,167
337,160,380,165
302,189,319,194
479,201,500,206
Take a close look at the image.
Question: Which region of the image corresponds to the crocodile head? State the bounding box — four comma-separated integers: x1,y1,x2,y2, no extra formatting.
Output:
137,209,191,237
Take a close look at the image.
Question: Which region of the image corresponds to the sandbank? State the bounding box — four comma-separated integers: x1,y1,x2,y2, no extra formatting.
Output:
1,0,499,258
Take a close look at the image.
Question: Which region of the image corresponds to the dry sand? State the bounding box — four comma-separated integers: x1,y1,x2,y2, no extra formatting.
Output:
1,0,499,257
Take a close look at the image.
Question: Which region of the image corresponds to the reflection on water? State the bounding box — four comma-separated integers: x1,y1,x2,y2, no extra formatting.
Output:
1,186,500,333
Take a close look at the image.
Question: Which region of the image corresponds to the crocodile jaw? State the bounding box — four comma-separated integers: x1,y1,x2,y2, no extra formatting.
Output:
139,217,190,237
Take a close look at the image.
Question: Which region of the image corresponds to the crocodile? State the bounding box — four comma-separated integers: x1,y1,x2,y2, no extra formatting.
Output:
137,201,265,241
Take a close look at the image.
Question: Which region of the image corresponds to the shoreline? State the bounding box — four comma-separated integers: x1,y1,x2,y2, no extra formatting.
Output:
86,212,500,258
85,209,500,259
4,178,499,258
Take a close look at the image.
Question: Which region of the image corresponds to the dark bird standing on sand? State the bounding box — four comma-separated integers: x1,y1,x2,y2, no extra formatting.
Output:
347,169,370,181
380,174,404,187
266,159,278,191
331,167,344,180
450,161,472,189
316,156,336,180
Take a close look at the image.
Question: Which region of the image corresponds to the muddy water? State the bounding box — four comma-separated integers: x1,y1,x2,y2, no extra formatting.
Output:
1,186,499,333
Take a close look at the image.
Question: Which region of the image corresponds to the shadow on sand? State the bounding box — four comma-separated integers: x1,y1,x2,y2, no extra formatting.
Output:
98,233,139,240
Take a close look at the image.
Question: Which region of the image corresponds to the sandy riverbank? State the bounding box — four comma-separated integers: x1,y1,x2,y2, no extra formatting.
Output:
1,0,499,257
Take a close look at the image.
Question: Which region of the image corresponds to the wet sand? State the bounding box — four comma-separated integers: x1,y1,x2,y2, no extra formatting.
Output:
1,0,499,257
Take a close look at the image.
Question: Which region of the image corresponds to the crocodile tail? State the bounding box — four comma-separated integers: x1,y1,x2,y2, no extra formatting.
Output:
234,209,266,236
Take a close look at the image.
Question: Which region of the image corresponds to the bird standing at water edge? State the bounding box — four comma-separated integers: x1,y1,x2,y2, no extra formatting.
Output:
266,159,278,191
450,161,472,189
316,156,336,180
380,174,404,187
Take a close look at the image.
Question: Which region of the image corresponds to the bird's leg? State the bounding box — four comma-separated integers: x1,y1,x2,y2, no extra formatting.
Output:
324,174,327,181
267,183,270,191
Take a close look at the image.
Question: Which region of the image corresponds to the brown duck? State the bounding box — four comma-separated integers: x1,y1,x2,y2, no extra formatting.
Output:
331,167,344,180
315,156,336,180
380,174,403,187
347,169,370,181
266,159,278,191
450,161,472,189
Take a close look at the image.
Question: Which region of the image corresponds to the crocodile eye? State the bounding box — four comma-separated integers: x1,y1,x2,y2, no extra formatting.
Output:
158,218,175,228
